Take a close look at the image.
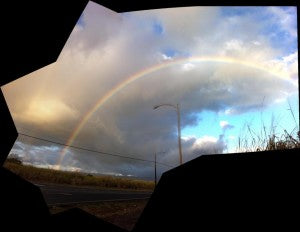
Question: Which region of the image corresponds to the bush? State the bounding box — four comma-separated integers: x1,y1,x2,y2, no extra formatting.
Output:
6,156,22,165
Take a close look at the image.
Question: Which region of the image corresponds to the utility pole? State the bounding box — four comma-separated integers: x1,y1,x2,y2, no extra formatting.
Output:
153,150,167,187
154,151,157,187
176,104,182,165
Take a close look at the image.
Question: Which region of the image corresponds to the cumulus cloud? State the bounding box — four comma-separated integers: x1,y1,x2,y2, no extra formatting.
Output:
181,135,227,161
2,4,298,179
182,63,195,71
220,121,234,130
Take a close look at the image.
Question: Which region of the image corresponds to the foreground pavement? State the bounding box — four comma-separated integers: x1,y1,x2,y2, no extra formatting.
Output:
35,183,152,205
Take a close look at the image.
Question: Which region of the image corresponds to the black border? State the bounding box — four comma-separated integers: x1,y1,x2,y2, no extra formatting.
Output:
1,0,299,230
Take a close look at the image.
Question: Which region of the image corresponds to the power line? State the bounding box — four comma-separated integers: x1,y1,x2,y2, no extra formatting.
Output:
17,125,71,144
18,132,175,168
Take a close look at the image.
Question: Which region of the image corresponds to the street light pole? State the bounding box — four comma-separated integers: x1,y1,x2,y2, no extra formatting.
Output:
153,103,183,165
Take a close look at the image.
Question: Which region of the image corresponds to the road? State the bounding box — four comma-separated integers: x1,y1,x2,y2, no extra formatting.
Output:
35,183,153,205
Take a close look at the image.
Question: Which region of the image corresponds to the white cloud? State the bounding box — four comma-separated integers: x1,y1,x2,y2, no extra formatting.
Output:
31,164,83,172
2,4,298,179
161,53,173,60
220,121,234,130
283,51,298,64
224,108,237,115
263,51,298,85
228,135,235,140
193,136,218,147
23,99,78,123
182,135,197,141
182,63,195,71
190,135,227,157
252,41,261,46
225,39,244,51
220,121,229,128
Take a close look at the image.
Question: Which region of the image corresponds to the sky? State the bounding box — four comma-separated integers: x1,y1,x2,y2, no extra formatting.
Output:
1,3,298,180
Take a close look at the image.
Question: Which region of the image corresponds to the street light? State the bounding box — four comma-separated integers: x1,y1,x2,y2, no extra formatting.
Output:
153,103,183,165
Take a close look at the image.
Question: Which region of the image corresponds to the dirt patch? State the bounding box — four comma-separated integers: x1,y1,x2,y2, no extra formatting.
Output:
49,199,148,231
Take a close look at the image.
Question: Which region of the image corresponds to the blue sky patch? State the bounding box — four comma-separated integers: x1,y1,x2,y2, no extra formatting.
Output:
153,21,163,35
182,94,299,152
162,48,191,58
76,13,85,28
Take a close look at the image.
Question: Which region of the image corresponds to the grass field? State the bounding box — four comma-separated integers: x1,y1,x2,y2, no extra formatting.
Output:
4,158,154,191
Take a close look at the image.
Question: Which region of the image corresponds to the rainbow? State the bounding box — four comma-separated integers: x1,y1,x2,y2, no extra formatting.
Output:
57,55,291,168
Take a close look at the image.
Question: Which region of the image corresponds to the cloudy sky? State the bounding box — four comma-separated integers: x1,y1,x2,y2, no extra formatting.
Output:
1,3,298,180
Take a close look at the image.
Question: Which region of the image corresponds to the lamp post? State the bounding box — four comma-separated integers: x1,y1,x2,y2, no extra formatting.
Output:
153,103,183,165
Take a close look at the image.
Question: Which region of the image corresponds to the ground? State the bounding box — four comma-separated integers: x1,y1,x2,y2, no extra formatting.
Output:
49,199,149,231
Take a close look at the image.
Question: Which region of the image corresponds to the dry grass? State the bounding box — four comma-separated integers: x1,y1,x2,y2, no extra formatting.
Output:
235,102,299,152
236,125,300,152
236,123,300,152
4,159,154,191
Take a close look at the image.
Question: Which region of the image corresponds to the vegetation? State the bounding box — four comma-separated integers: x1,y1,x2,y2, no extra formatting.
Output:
236,128,300,152
4,158,154,191
235,102,299,152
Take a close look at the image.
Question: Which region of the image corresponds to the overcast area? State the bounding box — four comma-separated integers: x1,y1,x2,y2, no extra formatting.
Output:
2,3,298,180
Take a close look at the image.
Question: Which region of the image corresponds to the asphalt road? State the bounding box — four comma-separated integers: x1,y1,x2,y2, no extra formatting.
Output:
35,183,153,205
